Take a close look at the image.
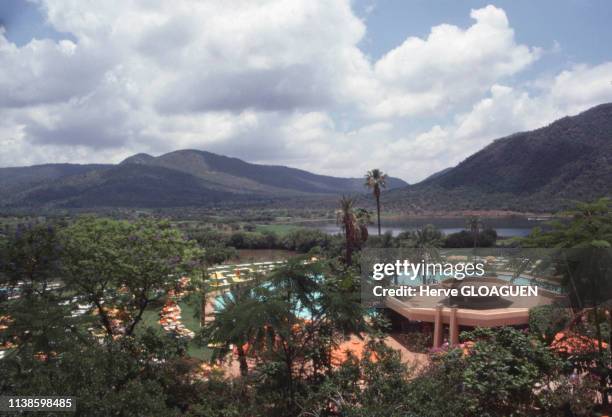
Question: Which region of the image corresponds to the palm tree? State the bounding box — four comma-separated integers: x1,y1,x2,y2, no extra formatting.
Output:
336,196,367,265
355,208,372,243
201,283,266,377
415,224,443,249
414,225,443,284
365,169,387,236
466,216,482,248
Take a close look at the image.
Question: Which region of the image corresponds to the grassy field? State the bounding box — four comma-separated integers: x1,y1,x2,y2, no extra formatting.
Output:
139,294,211,361
255,223,303,235
178,294,211,360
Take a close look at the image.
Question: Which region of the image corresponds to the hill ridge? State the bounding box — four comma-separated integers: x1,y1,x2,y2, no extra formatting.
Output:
386,102,612,212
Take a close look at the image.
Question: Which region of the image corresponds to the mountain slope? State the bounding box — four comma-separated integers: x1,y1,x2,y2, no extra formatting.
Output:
121,149,408,194
13,164,245,208
0,150,407,209
0,164,110,193
386,103,612,212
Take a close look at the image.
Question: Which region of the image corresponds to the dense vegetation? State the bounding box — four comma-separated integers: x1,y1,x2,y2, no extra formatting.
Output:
0,199,610,416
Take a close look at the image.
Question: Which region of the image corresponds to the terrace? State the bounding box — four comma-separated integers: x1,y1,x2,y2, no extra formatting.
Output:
384,277,567,348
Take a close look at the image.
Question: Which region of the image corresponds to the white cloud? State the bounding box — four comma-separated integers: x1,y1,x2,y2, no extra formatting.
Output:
0,2,611,185
360,5,541,118
400,61,612,177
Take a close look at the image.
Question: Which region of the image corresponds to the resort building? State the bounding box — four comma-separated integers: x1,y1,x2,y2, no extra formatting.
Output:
383,278,566,348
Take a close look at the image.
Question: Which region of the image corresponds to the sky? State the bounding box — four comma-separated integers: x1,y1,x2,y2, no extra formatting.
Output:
0,0,611,183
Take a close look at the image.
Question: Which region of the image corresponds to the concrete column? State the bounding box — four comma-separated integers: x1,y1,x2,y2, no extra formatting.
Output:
449,307,459,346
433,304,443,348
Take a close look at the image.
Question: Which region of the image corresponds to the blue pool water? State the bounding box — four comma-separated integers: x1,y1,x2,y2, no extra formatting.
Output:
214,293,316,319
394,272,562,293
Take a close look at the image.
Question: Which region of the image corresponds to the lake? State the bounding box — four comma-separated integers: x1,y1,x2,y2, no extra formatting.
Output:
301,217,546,238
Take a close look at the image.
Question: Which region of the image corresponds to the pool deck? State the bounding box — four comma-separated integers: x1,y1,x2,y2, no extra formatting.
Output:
385,283,567,347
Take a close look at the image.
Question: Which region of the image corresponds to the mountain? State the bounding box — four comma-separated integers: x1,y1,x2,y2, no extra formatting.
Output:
0,164,110,193
421,167,454,182
120,153,155,165
121,149,407,194
0,150,408,209
385,103,612,212
3,103,609,212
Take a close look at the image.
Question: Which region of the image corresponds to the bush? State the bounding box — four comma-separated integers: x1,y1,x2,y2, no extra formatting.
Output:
444,228,497,248
282,228,331,252
529,304,571,344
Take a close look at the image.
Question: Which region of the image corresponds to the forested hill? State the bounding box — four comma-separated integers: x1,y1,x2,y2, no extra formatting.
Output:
0,149,407,209
385,103,612,213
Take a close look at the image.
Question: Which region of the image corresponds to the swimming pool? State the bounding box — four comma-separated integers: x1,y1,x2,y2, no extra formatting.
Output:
393,272,562,293
214,289,318,319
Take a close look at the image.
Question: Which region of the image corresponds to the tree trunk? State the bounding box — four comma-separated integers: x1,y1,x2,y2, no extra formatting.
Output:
376,195,381,236
236,344,248,377
345,234,352,265
93,299,115,336
201,266,208,327
200,290,207,327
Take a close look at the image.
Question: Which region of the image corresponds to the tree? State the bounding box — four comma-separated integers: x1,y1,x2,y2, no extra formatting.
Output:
0,329,190,417
260,259,366,413
355,208,371,244
300,339,414,417
0,221,201,417
0,223,74,357
414,225,443,284
523,198,612,405
336,196,367,265
445,228,497,248
201,282,268,377
466,216,482,248
60,217,202,337
414,224,443,249
402,327,565,417
201,259,366,414
528,304,572,344
365,169,387,236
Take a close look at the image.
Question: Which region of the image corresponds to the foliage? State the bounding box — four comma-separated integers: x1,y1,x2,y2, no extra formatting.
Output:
529,304,572,344
200,258,367,415
3,210,612,416
376,327,569,417
0,223,76,355
0,330,193,417
59,217,203,336
526,198,612,249
336,196,370,265
525,198,612,408
444,227,498,248
365,169,387,236
190,226,333,254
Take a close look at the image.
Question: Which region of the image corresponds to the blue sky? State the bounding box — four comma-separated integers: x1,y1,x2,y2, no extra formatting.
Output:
1,1,611,182
5,0,611,63
354,0,612,62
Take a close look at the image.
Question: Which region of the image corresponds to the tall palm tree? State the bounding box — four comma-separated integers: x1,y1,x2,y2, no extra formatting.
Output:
365,169,387,236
